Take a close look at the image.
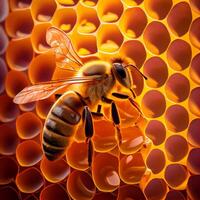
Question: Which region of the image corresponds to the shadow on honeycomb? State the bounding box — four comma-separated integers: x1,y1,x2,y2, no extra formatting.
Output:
0,0,200,199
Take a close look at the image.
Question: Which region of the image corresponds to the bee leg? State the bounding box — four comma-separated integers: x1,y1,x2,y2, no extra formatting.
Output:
92,105,103,117
83,106,94,167
55,94,62,99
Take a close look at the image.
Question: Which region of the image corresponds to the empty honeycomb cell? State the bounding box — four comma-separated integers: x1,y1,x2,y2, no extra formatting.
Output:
141,90,166,118
81,0,98,7
117,185,146,200
66,141,88,170
97,0,123,23
16,112,42,139
187,148,200,174
165,73,190,103
145,120,166,145
165,105,189,132
120,40,146,69
0,157,18,185
167,2,192,37
189,88,200,117
146,149,165,174
119,153,146,184
31,23,52,53
119,7,147,38
143,21,170,55
190,53,200,84
97,24,123,53
16,140,43,167
31,0,57,22
143,57,168,88
72,34,97,56
5,10,34,38
0,26,9,55
36,96,55,119
166,190,186,200
28,52,56,84
56,0,79,6
16,167,44,193
5,70,29,98
40,184,70,200
0,123,19,155
40,157,70,183
189,18,200,49
0,186,21,200
10,0,32,9
144,178,167,200
19,102,36,112
119,126,145,155
0,95,19,122
6,37,34,71
167,39,192,71
77,5,100,34
67,170,96,200
122,0,143,6
187,175,200,200
164,164,188,189
52,8,76,33
24,195,38,200
187,119,200,147
165,135,188,162
190,0,200,14
0,58,8,94
0,0,9,22
144,0,172,20
92,119,117,152
92,153,120,192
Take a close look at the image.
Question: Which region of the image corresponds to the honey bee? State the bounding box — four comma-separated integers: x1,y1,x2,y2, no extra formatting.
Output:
14,27,147,166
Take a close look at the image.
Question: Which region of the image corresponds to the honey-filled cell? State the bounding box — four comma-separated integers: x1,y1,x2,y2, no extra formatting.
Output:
187,175,200,200
187,148,200,175
119,153,146,184
0,25,9,55
5,70,29,98
0,156,19,185
31,0,57,22
16,140,43,167
117,185,146,200
16,167,44,193
165,73,190,103
92,192,116,200
144,178,168,200
187,119,200,147
190,0,200,14
141,90,166,118
24,195,38,200
167,39,192,71
92,153,120,192
0,95,19,123
67,170,96,200
80,0,98,7
76,5,100,34
190,53,200,85
19,102,36,112
188,88,200,117
122,0,143,6
40,184,70,200
119,7,147,39
143,21,170,55
56,0,79,6
0,0,9,23
164,164,188,189
28,52,56,84
165,105,189,132
52,8,77,33
0,186,21,200
165,135,188,162
0,58,8,94
97,24,123,53
31,23,51,53
165,190,186,200
5,9,34,38
40,157,70,183
143,57,168,88
10,0,32,10
16,112,42,139
144,0,172,20
167,2,192,37
6,37,34,71
189,18,200,49
97,0,123,23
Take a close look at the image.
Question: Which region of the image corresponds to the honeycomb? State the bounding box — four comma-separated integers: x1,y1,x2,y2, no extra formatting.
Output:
0,0,200,199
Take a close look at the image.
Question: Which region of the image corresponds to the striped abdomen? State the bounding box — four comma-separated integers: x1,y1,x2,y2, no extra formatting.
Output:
42,91,84,160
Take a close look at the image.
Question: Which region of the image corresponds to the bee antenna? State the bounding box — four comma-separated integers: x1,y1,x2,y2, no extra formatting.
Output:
125,64,148,80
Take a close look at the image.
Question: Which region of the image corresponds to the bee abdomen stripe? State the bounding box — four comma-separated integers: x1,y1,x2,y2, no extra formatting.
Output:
42,141,65,156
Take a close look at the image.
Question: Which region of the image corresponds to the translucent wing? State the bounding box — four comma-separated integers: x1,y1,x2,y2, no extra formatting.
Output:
13,75,103,104
46,26,83,72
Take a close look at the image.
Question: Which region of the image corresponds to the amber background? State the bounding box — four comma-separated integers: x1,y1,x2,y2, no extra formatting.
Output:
0,0,200,199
